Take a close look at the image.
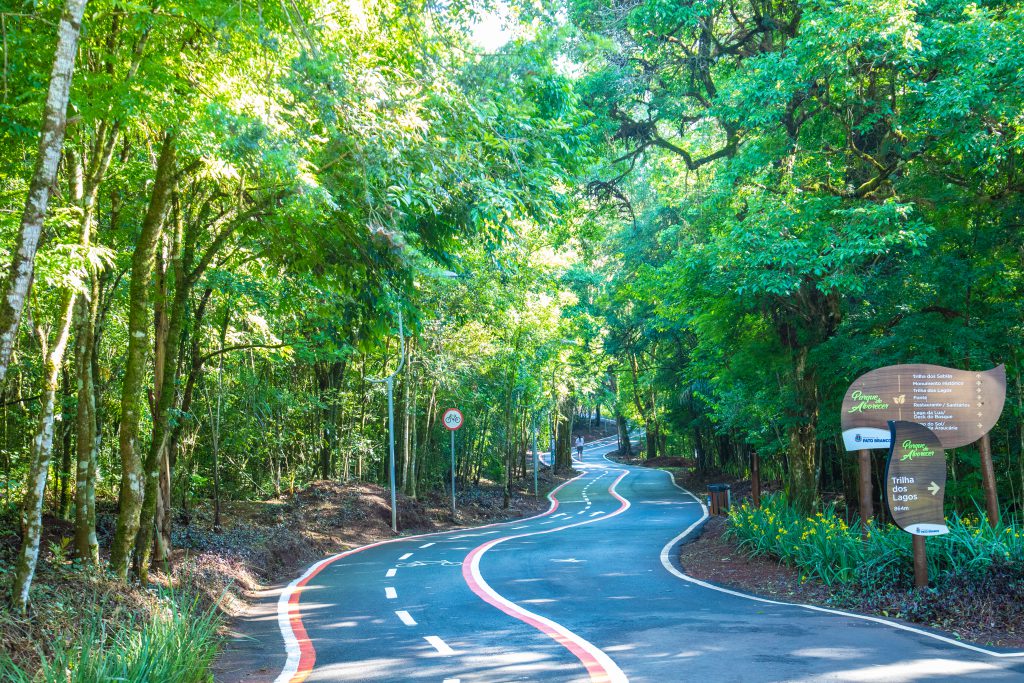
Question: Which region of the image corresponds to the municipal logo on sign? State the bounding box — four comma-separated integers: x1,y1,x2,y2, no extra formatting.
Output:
442,408,463,431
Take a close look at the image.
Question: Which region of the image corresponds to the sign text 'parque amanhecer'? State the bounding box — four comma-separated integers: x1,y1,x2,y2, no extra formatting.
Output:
841,364,1006,451
885,421,948,536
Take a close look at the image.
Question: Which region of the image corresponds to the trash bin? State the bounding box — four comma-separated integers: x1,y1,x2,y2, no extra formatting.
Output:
708,483,731,515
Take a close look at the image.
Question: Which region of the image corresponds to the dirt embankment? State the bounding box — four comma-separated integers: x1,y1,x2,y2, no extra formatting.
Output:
0,468,574,675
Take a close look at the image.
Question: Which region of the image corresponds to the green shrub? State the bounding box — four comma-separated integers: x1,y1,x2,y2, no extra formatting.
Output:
0,590,220,683
726,494,1024,587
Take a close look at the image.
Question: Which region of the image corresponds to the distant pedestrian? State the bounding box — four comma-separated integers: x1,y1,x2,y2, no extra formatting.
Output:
575,436,584,461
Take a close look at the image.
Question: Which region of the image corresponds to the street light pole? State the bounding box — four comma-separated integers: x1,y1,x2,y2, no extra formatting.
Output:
367,310,404,533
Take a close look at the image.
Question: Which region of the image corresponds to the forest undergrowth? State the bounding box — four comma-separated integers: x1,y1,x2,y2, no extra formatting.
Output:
0,469,566,678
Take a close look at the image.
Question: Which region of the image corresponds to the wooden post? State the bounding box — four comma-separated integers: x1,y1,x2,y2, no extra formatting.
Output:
978,433,999,528
751,451,761,509
912,535,928,588
858,449,873,537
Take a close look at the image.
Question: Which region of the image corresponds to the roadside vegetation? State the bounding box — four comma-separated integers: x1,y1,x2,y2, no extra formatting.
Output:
728,495,1024,587
3,0,1024,676
1,589,219,683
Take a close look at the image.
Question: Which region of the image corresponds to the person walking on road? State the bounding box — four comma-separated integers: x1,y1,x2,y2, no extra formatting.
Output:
575,436,585,461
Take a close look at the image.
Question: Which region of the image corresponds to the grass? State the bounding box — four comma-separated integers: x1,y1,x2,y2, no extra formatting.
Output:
0,589,221,683
725,493,1024,587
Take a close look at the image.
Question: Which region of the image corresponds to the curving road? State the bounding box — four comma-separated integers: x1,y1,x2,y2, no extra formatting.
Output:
249,438,1024,683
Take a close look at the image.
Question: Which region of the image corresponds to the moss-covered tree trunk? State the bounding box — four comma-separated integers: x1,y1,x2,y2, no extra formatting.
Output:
11,284,79,611
787,345,820,513
134,202,186,579
109,133,176,580
72,281,100,564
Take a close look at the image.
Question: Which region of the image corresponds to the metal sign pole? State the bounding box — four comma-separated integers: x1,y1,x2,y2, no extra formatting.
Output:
451,430,456,519
387,376,397,532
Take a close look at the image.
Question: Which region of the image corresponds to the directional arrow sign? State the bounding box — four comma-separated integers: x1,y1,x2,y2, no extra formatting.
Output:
885,421,948,536
841,364,1006,451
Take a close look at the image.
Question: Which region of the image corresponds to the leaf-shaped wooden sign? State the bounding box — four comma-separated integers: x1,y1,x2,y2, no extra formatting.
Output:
886,421,948,536
841,364,1005,451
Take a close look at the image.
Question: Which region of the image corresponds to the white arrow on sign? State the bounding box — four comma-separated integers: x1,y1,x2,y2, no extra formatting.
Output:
928,481,940,496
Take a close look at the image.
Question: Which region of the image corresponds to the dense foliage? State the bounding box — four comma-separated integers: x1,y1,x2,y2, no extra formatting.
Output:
3,0,1024,640
0,0,601,610
570,0,1024,515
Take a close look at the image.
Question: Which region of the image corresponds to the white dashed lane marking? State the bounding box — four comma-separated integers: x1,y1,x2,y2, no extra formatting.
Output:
399,553,413,560
395,610,417,626
385,587,397,599
419,543,435,548
386,568,397,578
426,636,456,655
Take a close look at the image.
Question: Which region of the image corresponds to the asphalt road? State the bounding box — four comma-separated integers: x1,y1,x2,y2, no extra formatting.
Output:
254,438,1024,683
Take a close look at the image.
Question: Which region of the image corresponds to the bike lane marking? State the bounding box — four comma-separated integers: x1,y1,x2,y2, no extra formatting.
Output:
461,468,632,683
272,471,587,683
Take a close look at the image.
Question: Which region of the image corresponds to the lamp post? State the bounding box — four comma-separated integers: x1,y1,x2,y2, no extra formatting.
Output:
367,310,404,533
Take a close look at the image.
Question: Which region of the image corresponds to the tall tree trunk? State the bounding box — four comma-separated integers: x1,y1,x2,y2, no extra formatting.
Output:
57,368,72,518
787,345,819,512
357,355,367,481
134,205,185,579
400,339,414,491
210,305,231,532
11,287,77,611
72,282,100,564
554,392,575,473
108,133,176,580
0,0,88,388
409,368,418,500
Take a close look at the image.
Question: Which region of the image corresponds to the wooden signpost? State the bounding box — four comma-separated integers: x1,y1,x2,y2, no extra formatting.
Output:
841,364,1006,528
886,421,949,587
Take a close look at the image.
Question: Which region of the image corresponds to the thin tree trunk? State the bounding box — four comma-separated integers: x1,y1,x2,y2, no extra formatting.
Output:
57,368,72,518
72,281,99,563
109,133,176,580
400,339,413,491
134,203,185,578
0,0,88,388
11,282,81,610
210,305,231,532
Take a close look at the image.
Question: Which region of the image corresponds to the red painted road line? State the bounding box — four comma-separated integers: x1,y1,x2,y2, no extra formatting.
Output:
461,470,631,683
274,472,586,683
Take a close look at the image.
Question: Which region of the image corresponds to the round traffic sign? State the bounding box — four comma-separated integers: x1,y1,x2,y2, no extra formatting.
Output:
442,408,464,431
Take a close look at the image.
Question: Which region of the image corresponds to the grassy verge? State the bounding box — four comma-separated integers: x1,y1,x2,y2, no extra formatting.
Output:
0,585,220,683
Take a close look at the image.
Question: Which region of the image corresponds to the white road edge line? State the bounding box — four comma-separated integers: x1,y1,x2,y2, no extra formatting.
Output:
399,552,413,560
395,610,417,626
386,568,397,578
427,635,456,655
385,586,397,599
653,468,1024,659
